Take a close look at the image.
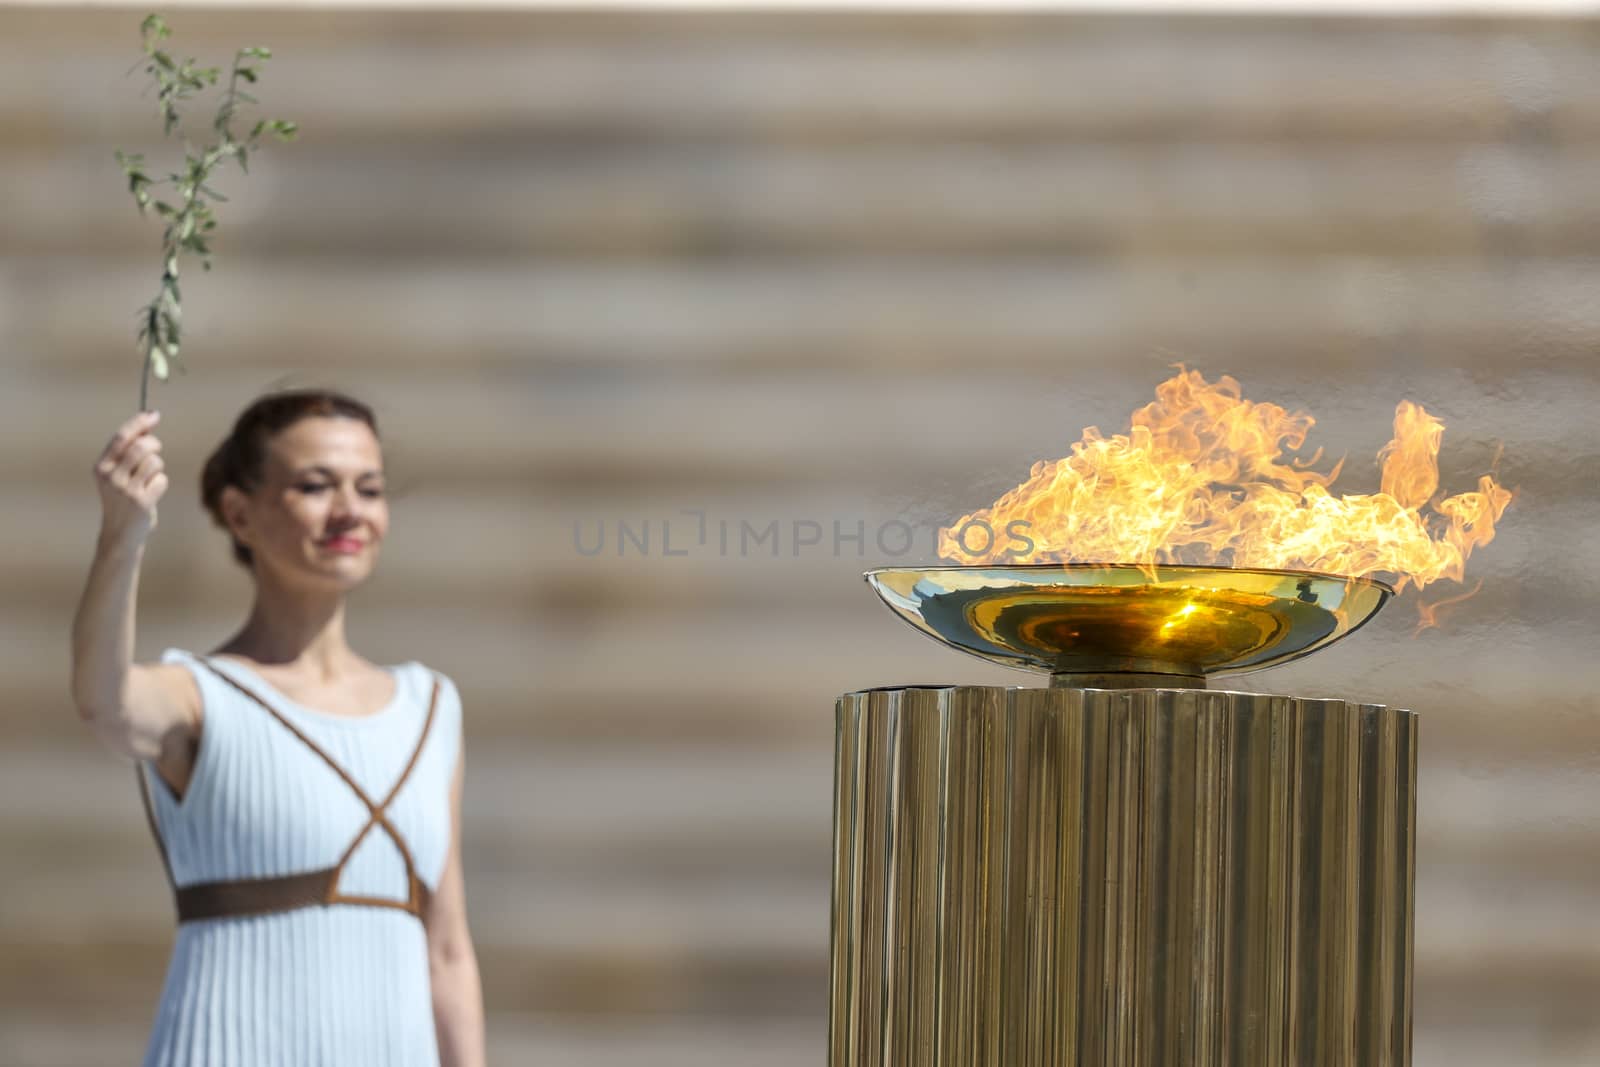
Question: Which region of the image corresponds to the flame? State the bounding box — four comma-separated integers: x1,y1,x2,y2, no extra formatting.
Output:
938,368,1513,603
1413,579,1485,635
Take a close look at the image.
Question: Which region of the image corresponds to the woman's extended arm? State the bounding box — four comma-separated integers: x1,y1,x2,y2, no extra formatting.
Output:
70,410,198,769
428,747,486,1067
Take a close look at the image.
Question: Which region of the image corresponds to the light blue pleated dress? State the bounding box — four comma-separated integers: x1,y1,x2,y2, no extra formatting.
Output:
137,647,462,1067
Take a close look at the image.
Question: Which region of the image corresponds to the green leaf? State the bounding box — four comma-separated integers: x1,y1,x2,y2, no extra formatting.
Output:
238,67,257,83
240,46,271,59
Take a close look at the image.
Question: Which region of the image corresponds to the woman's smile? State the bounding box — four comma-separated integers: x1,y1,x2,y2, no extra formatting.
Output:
318,535,365,554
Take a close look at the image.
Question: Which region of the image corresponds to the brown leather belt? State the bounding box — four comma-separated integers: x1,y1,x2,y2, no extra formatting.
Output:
137,657,442,926
171,866,434,923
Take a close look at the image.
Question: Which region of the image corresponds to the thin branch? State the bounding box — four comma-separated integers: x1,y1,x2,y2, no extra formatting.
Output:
114,16,295,411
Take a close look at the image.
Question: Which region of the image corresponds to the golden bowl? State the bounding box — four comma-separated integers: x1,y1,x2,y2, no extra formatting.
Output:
865,564,1393,689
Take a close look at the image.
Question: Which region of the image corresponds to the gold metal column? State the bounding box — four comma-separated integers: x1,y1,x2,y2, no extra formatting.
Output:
829,685,1416,1067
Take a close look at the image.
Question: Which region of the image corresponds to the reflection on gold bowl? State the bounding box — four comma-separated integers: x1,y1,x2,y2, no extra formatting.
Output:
865,564,1393,689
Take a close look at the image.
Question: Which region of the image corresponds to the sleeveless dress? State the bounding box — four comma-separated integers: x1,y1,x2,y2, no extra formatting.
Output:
137,647,462,1067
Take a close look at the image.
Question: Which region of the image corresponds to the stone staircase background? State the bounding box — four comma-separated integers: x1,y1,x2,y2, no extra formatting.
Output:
1,7,1597,1065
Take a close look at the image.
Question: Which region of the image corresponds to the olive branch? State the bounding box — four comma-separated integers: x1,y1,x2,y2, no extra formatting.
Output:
113,14,297,411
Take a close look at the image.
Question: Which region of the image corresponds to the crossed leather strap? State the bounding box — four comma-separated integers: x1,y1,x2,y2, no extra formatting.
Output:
137,657,441,926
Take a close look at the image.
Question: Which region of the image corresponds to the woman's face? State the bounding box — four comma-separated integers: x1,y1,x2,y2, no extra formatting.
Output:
222,416,388,591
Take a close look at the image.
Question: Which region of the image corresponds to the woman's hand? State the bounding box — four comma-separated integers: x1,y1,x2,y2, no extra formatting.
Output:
94,410,169,543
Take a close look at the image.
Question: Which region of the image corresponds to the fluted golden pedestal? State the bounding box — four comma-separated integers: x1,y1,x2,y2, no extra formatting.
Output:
830,686,1416,1067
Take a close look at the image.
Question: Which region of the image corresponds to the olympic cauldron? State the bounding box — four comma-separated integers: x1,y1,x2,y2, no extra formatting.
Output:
830,563,1414,1067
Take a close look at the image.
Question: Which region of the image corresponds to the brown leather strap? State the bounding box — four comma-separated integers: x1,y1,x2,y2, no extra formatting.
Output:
143,657,443,924
176,867,335,922
172,867,435,924
325,675,441,913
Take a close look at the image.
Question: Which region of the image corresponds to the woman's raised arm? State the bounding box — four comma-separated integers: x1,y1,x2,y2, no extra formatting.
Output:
69,410,199,768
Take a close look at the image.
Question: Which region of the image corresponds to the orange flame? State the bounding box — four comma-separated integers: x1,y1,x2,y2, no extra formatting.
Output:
939,368,1513,602
1413,579,1485,635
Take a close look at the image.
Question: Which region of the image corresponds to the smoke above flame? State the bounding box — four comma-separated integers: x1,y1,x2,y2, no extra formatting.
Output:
938,368,1512,612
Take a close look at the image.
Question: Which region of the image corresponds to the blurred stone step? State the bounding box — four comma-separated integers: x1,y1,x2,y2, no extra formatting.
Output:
0,870,1594,1022
0,746,831,866
5,1012,1600,1067
0,1015,824,1067
3,748,1596,901
0,368,1118,487
0,935,827,1021
13,662,1600,754
17,256,1600,377
5,366,1577,493
2,602,1005,730
9,482,1580,603
0,842,832,961
4,12,1600,146
8,589,1599,747
4,679,838,748
12,141,1600,259
0,483,911,606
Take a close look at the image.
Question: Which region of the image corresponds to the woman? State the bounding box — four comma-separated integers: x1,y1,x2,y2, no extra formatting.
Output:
69,391,486,1067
